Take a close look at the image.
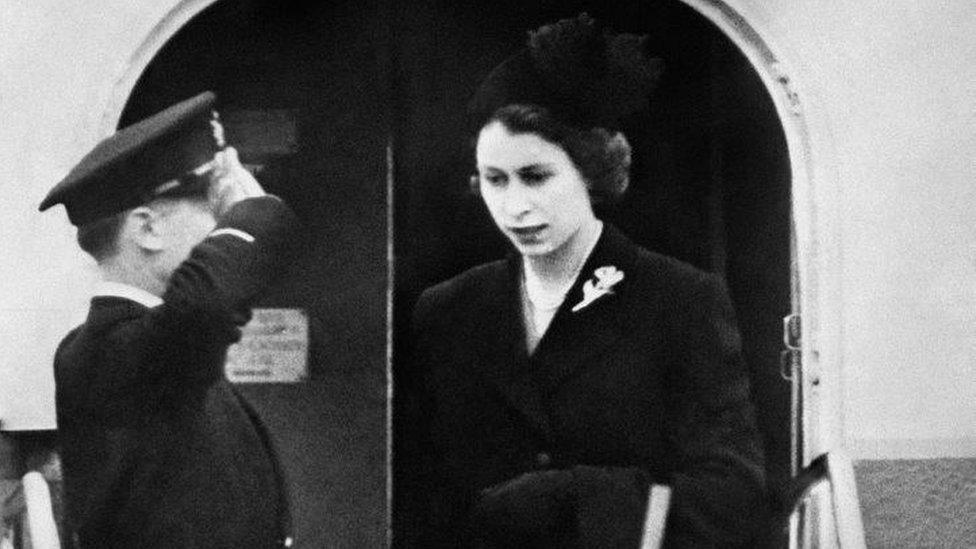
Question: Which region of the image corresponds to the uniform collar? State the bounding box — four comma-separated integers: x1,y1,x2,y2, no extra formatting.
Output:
93,280,163,308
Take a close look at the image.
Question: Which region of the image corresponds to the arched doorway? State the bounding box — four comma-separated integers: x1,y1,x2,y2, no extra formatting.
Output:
95,0,814,546
109,1,391,546
390,0,797,546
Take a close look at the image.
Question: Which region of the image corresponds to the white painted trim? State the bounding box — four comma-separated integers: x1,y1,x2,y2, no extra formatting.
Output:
850,438,976,460
674,4,846,548
678,0,846,464
86,0,221,140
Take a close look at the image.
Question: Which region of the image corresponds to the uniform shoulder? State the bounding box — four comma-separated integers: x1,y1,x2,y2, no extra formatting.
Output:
55,300,155,369
54,324,85,358
52,322,91,386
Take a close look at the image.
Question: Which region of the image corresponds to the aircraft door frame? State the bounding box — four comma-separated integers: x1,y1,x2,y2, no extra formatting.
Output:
678,1,846,546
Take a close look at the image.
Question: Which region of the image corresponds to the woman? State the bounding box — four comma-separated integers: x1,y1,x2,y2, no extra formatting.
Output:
404,14,768,548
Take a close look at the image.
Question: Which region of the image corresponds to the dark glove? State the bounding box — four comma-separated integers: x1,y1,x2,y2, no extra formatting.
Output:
467,469,576,547
570,465,650,548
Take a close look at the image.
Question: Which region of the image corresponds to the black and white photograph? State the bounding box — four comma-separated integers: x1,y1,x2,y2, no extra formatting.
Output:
1,1,974,548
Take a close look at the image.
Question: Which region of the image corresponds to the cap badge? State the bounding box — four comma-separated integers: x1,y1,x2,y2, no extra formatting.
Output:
210,111,226,148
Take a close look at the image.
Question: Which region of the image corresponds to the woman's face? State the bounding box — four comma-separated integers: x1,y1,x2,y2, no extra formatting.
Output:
475,121,595,258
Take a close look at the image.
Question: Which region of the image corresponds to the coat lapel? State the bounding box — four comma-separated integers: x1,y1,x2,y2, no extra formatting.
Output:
88,296,149,326
529,225,638,391
470,259,554,440
470,225,640,439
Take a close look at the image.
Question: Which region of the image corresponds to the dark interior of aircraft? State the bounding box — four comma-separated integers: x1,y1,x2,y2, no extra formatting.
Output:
117,0,791,546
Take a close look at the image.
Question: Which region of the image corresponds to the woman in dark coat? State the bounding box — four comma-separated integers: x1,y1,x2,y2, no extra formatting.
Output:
403,14,768,548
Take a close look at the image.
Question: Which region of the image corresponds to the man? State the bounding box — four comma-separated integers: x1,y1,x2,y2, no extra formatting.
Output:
39,91,296,548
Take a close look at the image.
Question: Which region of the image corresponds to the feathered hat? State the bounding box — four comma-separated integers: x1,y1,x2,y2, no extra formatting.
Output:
468,13,664,132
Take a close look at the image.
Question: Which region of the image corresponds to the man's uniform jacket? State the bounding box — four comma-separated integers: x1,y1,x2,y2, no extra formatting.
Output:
55,197,295,549
405,225,768,548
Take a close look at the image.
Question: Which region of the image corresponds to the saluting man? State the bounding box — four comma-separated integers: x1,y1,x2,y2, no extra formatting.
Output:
39,92,295,548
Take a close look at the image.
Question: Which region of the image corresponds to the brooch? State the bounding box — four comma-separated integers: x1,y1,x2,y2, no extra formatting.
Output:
572,266,624,312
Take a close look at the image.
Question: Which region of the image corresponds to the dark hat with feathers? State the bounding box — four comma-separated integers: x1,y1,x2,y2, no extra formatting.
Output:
468,13,664,131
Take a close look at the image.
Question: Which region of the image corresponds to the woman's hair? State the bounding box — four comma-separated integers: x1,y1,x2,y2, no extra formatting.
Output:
475,103,631,204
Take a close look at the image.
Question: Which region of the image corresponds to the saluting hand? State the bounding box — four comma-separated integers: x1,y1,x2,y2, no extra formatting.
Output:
209,146,266,217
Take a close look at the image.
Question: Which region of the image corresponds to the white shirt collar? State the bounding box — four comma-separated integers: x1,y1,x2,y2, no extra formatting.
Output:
94,281,164,308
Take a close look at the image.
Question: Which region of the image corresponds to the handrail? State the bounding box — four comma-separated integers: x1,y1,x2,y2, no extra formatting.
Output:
639,484,671,549
825,451,867,549
20,472,60,549
781,451,867,549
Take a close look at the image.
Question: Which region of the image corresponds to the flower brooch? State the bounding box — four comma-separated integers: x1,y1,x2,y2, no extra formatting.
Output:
572,266,624,312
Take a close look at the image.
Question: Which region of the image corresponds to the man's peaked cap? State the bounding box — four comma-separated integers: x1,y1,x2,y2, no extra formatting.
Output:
40,91,222,225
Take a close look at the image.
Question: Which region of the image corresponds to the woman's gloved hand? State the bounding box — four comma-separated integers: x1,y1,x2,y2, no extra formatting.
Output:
468,469,576,546
570,465,650,548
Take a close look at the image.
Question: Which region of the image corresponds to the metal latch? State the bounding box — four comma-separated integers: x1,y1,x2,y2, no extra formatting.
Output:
780,314,801,380
783,314,801,349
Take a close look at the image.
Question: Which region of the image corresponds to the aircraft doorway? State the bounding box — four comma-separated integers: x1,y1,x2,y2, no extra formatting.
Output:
103,0,795,546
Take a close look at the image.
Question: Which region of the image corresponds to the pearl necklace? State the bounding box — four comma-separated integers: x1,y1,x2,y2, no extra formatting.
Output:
523,269,576,311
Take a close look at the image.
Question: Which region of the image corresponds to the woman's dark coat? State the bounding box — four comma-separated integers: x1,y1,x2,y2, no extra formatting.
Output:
403,224,768,548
